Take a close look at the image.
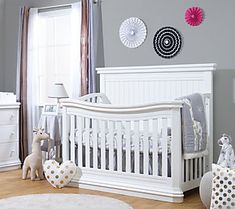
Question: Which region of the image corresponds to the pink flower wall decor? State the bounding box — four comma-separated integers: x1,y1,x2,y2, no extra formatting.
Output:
185,7,204,26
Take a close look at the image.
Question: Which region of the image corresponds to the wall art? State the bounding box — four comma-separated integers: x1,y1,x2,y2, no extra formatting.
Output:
185,7,204,26
119,17,147,48
153,26,182,59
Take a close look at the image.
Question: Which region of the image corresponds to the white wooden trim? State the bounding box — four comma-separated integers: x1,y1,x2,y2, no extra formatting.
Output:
71,168,184,203
97,63,216,74
0,102,20,108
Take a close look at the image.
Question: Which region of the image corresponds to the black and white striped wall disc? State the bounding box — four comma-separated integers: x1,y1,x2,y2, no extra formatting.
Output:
153,26,182,59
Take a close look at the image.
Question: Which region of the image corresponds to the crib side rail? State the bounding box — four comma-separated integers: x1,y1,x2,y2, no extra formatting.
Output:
62,102,183,190
61,99,182,114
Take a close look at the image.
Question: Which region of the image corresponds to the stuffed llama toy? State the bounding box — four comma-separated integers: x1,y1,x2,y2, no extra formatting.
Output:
217,133,235,169
22,128,49,180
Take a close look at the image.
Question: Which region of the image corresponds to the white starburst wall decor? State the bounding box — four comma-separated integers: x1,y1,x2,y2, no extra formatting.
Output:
119,17,147,48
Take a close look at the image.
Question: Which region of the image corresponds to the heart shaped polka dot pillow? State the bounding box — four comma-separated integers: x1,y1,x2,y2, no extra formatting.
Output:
43,160,78,188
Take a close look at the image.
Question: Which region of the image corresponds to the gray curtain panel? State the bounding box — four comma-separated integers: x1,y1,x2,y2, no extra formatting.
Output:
16,7,29,163
88,0,99,94
81,0,100,95
80,0,89,96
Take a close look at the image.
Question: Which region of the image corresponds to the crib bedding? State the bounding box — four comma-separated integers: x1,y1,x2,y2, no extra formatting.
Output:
73,129,172,175
74,129,172,154
179,93,207,154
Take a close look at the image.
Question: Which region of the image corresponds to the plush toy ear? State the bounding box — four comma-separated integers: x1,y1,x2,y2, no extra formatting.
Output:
223,133,232,144
33,128,39,133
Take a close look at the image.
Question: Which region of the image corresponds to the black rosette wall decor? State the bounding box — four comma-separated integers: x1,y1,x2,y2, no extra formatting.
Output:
153,26,182,59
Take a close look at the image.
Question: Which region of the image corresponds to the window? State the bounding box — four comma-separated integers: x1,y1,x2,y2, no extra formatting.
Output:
34,6,81,104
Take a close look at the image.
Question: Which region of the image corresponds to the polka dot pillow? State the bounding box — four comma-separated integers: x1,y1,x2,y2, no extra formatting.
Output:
43,160,77,188
210,164,235,209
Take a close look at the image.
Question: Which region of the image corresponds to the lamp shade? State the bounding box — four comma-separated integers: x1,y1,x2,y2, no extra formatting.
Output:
48,83,68,99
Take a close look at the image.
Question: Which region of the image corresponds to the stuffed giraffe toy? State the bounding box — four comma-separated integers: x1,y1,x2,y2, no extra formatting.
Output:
22,128,49,180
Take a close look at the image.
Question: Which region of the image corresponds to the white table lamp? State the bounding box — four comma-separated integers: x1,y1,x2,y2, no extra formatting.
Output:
48,83,68,108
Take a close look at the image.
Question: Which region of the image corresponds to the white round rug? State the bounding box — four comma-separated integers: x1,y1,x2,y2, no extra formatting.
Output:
0,194,133,209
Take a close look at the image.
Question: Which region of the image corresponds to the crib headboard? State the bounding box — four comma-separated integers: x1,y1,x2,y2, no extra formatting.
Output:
96,63,216,105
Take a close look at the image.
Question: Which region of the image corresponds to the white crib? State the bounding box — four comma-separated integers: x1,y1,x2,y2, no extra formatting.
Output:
61,63,215,203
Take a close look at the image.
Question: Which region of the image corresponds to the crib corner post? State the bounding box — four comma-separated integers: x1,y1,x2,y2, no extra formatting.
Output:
62,106,69,161
171,107,183,192
207,94,213,171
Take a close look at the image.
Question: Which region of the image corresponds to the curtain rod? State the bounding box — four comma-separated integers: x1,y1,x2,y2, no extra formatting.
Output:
38,4,72,13
37,0,100,13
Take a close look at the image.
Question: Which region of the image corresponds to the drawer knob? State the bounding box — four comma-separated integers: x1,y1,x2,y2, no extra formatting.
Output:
10,132,15,137
10,115,14,120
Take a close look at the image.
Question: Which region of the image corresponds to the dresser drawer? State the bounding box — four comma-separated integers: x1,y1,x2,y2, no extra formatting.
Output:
0,142,18,162
0,109,18,125
0,125,17,142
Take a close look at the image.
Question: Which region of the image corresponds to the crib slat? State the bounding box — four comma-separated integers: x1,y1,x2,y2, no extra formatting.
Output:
203,156,206,175
162,118,168,177
70,115,75,162
134,121,140,174
152,119,158,176
77,117,83,167
117,121,122,172
62,107,69,161
93,119,98,169
85,118,90,168
186,159,189,182
125,121,131,173
199,157,202,177
195,158,198,179
108,121,114,171
190,159,193,181
100,120,106,170
143,120,149,175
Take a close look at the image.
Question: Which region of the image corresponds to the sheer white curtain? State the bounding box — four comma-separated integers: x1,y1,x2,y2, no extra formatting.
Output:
27,8,40,150
26,3,81,151
70,2,81,99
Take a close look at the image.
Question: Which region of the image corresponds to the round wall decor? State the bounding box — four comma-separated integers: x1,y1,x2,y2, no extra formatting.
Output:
153,26,182,59
119,17,147,48
185,7,204,26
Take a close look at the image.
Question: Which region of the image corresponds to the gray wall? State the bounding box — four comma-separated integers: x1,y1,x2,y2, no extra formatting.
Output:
101,0,235,161
101,0,235,69
214,70,235,162
0,0,5,91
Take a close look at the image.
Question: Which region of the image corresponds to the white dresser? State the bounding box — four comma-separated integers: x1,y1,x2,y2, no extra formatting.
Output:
0,103,21,171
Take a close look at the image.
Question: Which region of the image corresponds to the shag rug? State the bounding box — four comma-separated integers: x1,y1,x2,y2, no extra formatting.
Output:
0,194,133,209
